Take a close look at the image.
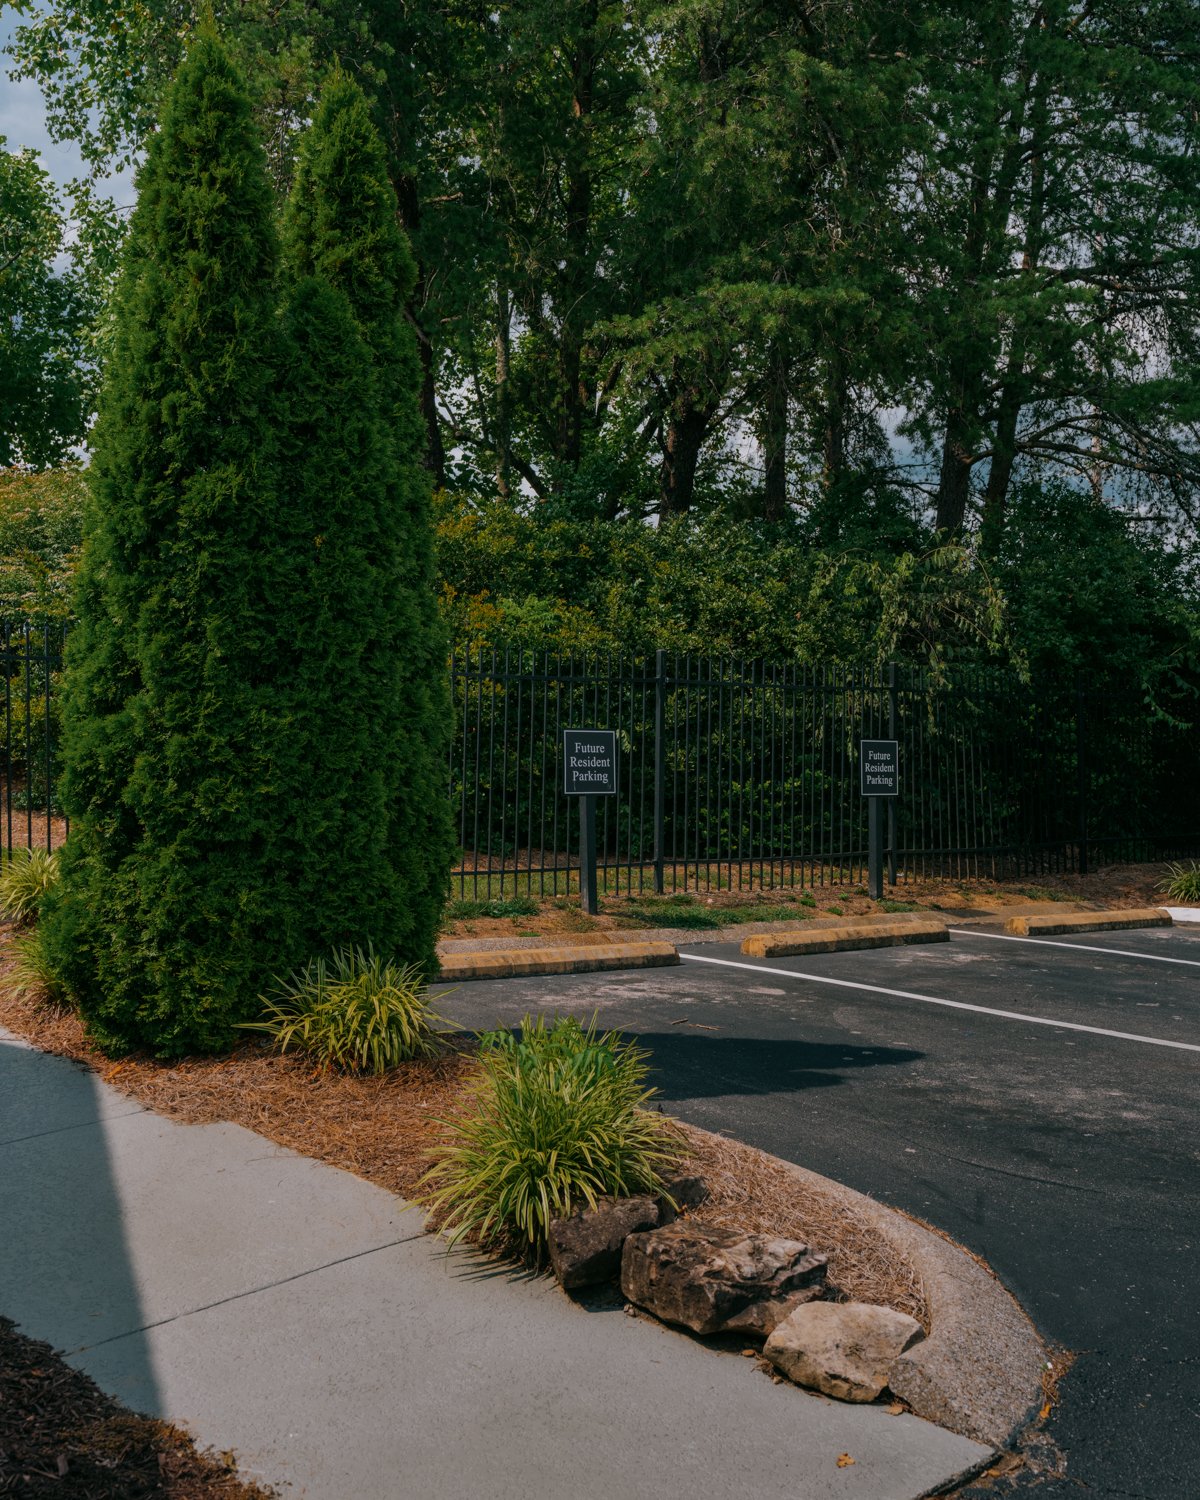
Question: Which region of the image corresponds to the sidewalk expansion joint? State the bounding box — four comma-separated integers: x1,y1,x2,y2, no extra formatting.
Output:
0,1105,147,1151
69,1228,430,1355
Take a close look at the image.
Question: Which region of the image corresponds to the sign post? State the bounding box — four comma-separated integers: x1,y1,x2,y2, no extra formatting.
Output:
859,739,899,900
563,729,618,915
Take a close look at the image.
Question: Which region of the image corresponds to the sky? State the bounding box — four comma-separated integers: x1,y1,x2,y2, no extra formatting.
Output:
0,7,136,203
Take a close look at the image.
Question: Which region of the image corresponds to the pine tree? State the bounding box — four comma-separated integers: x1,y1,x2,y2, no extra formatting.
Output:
43,31,292,1054
282,73,452,974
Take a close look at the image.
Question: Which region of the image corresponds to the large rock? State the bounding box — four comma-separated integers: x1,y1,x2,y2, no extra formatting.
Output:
548,1196,662,1289
656,1173,709,1225
621,1220,827,1338
764,1300,925,1402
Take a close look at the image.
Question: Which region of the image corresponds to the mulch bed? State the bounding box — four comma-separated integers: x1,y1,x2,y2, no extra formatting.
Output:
0,1316,275,1499
0,939,928,1328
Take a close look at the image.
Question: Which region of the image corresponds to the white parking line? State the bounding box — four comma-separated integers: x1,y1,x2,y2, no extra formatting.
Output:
677,952,1200,1054
948,928,1200,968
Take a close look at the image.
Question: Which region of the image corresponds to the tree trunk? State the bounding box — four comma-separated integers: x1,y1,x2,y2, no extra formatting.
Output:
761,340,789,522
391,168,446,487
495,284,511,498
981,53,1052,554
659,393,718,518
556,3,597,475
934,403,976,533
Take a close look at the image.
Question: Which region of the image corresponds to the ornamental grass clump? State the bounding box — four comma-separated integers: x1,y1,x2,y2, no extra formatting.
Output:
419,1015,680,1255
0,848,60,925
243,946,451,1075
10,926,70,1009
1159,861,1200,904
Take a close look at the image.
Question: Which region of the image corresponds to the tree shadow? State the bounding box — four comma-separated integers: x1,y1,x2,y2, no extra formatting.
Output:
638,1032,923,1102
0,1031,159,1413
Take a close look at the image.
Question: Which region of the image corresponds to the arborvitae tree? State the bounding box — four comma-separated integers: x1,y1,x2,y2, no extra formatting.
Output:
282,73,452,974
43,32,293,1054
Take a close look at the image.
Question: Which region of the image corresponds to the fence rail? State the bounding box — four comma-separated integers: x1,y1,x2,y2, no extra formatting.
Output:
6,622,1199,893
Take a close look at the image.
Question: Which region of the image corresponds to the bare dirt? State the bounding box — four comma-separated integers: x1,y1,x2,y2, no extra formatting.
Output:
440,862,1173,941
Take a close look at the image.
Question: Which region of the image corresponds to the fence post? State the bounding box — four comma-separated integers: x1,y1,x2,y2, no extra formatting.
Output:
887,662,897,886
1076,674,1089,875
653,648,666,894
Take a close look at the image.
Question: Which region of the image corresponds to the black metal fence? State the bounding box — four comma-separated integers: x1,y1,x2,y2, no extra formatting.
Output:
2,619,68,856
447,647,1200,897
6,621,1199,891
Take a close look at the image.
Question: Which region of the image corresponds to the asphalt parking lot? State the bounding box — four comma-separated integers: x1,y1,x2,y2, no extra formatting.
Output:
440,922,1200,1498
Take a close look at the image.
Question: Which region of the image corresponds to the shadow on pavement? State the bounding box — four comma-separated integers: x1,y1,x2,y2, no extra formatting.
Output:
638,1033,924,1101
0,1033,159,1411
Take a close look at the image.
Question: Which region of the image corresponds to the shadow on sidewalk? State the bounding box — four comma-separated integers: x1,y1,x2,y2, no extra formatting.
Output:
0,1033,159,1413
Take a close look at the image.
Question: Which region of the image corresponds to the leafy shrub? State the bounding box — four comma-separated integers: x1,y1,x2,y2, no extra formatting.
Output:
10,925,70,1007
419,1014,679,1254
243,946,451,1075
1159,861,1200,904
0,847,60,924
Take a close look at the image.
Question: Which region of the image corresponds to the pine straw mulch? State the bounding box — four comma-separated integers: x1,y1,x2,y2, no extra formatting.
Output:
0,1316,276,1500
0,934,928,1330
672,1123,928,1330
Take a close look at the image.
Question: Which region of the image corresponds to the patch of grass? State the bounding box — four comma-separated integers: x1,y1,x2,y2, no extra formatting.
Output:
716,904,812,926
446,895,540,921
1159,861,1200,904
796,891,817,907
419,1014,679,1254
1016,885,1070,902
0,848,60,925
826,903,845,916
878,899,916,913
242,946,452,1075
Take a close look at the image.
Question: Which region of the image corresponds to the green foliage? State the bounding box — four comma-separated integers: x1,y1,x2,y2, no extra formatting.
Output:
1159,862,1200,905
10,924,71,1008
243,946,450,1074
0,847,61,924
0,468,85,615
0,141,96,466
999,484,1200,692
436,495,1009,666
419,1014,679,1253
41,32,294,1056
284,73,452,977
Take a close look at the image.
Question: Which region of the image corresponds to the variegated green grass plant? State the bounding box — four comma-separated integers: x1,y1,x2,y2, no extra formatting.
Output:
242,945,452,1075
0,847,61,925
419,1014,680,1256
1159,861,1200,904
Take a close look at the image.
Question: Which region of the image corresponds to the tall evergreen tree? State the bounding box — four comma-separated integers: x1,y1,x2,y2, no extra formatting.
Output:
282,73,452,975
44,31,293,1054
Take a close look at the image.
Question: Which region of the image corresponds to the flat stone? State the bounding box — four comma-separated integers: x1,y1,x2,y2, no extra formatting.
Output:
621,1219,827,1338
765,1301,925,1403
548,1196,662,1289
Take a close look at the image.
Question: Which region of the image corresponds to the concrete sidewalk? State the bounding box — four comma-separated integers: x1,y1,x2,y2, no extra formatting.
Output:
0,1026,991,1499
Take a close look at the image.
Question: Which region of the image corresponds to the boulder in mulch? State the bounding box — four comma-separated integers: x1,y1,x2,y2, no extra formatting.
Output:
763,1300,924,1402
621,1219,827,1338
548,1195,664,1289
656,1173,709,1224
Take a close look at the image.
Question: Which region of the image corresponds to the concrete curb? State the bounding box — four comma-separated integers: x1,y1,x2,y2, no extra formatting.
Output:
1004,907,1171,936
689,1128,1047,1451
742,917,948,958
438,941,679,983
